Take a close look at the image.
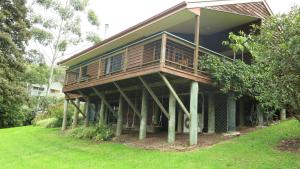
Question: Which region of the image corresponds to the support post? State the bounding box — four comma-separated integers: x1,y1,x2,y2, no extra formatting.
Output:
139,89,148,140
84,97,90,127
61,99,69,131
239,99,245,126
116,95,123,136
189,81,198,145
227,92,236,131
177,109,183,133
280,108,286,121
194,14,200,74
72,99,80,129
207,93,215,133
153,104,159,126
160,33,167,67
98,99,105,126
168,92,176,144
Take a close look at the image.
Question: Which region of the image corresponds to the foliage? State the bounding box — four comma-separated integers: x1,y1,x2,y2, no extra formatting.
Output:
69,124,113,141
0,120,299,168
201,7,300,120
35,117,59,128
32,98,73,127
0,0,31,128
28,0,101,96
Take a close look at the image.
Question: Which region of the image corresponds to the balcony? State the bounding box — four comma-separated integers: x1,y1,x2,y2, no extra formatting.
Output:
64,32,231,92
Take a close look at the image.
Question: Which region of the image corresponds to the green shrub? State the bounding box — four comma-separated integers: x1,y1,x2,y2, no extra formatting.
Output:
69,125,114,141
35,118,60,128
32,100,74,126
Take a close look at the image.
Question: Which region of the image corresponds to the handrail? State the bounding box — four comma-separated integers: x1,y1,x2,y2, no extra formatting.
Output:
65,31,233,86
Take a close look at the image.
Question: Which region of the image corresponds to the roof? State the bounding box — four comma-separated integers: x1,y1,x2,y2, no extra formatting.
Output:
59,0,271,67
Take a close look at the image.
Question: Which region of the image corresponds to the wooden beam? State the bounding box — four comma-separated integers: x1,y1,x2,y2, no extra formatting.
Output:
113,82,141,118
65,94,86,118
159,73,190,119
91,87,117,117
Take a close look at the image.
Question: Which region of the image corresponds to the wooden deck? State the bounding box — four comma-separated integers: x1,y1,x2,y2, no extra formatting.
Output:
63,32,229,93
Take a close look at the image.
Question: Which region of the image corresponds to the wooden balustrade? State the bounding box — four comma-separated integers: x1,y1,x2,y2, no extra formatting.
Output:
64,32,230,88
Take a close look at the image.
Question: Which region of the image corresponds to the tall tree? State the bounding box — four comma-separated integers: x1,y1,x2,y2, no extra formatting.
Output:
0,0,31,128
29,0,101,96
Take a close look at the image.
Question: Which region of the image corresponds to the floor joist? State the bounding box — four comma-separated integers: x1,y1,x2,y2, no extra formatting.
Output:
159,73,190,119
138,76,169,119
113,82,141,118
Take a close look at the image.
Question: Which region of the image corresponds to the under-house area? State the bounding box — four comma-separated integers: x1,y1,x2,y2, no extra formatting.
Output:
59,0,272,145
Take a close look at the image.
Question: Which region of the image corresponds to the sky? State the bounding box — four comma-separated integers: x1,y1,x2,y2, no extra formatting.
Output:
62,0,300,59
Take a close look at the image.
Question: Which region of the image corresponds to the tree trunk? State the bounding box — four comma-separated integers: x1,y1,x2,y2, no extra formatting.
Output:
45,61,55,97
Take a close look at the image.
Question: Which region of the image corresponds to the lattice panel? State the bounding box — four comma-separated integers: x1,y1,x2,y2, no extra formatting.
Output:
215,93,228,133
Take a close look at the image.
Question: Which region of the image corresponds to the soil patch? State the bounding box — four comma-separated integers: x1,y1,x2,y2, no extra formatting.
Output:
112,127,257,152
277,137,300,153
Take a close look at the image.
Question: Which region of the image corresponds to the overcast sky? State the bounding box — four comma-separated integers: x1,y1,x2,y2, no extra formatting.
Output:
63,0,300,58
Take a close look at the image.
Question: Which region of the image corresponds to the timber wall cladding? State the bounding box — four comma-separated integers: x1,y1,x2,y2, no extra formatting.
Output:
86,61,99,79
127,45,144,70
204,2,270,19
66,68,79,84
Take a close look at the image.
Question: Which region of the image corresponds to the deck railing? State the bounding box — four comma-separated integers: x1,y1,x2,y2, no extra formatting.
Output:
64,31,231,86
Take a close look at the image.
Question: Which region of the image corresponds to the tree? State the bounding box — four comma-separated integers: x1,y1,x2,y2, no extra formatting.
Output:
0,0,31,128
201,7,300,122
28,0,101,97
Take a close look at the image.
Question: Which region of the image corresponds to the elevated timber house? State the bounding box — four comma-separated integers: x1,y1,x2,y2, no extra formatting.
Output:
59,0,272,145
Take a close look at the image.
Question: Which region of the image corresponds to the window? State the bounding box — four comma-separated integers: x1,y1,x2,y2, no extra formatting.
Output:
81,66,88,80
104,53,123,74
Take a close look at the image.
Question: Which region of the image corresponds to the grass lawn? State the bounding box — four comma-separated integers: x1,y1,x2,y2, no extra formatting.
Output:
0,120,299,169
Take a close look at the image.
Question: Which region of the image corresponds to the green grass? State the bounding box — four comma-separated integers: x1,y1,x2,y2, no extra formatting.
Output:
0,120,299,169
